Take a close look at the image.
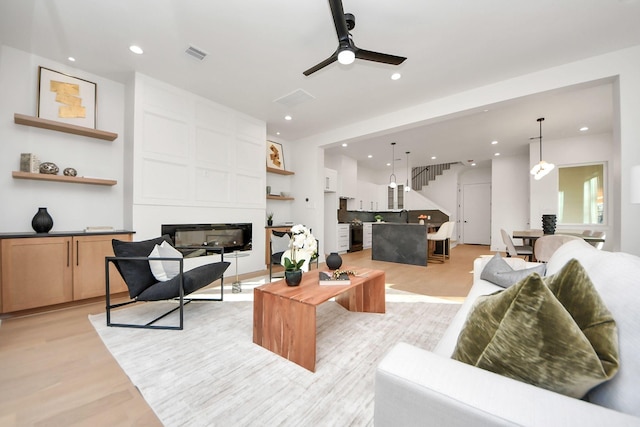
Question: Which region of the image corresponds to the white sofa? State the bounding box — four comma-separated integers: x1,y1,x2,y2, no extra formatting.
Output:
375,239,640,426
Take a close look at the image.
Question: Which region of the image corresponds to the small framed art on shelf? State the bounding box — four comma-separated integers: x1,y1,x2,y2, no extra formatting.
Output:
266,140,285,170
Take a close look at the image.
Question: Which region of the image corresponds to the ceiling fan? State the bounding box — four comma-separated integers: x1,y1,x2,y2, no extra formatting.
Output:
303,0,407,76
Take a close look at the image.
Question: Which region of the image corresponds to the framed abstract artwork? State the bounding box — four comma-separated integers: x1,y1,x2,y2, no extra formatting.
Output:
266,140,285,170
37,66,97,129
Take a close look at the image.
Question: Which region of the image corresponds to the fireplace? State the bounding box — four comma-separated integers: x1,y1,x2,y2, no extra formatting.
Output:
161,223,252,255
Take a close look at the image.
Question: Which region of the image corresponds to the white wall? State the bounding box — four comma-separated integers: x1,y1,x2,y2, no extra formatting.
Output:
491,154,530,251
130,74,267,274
0,46,125,232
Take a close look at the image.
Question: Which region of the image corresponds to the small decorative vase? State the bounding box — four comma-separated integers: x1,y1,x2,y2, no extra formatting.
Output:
39,162,59,174
284,270,303,287
267,219,273,226
32,207,54,233
326,252,343,270
63,167,77,177
419,219,425,225
542,214,557,235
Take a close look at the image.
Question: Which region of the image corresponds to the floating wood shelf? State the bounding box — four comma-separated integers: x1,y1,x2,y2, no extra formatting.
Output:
14,113,118,141
12,171,117,186
267,195,294,201
266,167,294,175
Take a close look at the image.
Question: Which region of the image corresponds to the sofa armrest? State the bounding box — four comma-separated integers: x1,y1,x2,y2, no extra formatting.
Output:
375,343,640,427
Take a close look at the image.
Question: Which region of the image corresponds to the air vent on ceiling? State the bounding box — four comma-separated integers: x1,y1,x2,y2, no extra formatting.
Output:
273,89,315,108
185,46,208,61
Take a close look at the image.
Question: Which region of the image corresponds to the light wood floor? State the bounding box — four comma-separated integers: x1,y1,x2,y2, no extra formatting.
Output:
0,244,491,426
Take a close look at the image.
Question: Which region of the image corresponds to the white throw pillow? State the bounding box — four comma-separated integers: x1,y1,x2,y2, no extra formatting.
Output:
148,241,183,282
271,233,291,254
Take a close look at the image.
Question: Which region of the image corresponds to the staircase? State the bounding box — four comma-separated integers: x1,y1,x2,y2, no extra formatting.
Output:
411,162,459,191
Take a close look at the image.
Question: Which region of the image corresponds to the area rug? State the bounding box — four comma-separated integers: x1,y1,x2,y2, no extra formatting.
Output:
89,286,460,426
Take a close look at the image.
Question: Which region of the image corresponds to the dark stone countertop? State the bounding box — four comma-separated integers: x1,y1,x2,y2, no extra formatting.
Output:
0,230,136,239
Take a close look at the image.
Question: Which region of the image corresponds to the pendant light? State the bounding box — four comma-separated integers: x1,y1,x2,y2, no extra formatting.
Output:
404,151,411,192
388,142,397,188
530,117,555,180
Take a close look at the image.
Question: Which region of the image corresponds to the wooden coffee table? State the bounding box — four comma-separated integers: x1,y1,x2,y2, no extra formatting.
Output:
253,267,385,372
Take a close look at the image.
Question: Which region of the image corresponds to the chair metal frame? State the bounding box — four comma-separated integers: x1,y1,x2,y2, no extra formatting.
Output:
105,252,225,330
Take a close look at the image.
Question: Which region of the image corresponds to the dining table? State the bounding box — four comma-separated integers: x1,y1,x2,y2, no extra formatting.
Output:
512,229,605,248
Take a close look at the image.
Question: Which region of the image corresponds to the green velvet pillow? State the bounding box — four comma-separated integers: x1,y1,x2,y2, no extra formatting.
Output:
452,259,619,398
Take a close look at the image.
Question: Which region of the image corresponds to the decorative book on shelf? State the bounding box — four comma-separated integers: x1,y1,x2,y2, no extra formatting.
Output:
318,270,352,285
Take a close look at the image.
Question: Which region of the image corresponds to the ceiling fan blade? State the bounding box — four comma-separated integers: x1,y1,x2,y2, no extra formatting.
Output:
303,52,339,76
329,0,350,42
355,48,407,65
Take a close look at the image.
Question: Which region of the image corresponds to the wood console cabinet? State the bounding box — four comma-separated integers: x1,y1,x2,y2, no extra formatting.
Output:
0,232,132,313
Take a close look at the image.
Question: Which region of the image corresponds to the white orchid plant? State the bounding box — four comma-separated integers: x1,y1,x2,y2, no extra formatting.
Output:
284,224,318,271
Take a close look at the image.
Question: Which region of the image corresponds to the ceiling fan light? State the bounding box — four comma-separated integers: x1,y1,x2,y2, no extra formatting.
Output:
338,49,355,65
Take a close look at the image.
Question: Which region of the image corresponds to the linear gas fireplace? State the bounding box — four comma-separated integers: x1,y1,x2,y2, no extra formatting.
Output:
161,223,252,256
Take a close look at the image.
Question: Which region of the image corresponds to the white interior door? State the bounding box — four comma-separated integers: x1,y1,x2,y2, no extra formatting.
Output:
462,183,491,245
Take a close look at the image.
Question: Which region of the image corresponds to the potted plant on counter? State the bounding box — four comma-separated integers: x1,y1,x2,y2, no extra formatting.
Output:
267,212,274,226
374,214,384,222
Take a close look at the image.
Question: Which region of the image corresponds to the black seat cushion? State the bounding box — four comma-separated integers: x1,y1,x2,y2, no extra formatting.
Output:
136,261,230,301
271,251,284,265
112,236,172,298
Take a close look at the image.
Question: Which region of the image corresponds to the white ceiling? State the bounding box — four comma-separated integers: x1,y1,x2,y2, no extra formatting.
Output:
2,0,639,169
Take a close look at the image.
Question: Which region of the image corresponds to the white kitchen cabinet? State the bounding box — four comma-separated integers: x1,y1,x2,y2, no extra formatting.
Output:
338,155,357,199
363,222,373,249
337,224,350,253
324,168,337,193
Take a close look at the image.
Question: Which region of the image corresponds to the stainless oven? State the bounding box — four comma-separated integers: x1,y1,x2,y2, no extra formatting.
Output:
349,223,363,252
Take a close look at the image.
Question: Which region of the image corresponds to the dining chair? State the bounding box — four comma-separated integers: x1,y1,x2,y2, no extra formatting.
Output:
534,234,581,262
500,228,533,261
589,231,606,250
269,230,291,281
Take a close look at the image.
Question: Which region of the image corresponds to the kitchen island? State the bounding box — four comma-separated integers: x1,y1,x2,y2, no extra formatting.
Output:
371,223,428,266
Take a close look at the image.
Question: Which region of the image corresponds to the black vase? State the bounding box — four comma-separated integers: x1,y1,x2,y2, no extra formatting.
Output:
32,207,54,233
542,214,557,235
285,270,303,286
326,252,343,270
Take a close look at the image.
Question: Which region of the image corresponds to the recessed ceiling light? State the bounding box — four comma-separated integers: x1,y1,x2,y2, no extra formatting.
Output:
67,56,76,62
276,132,280,135
391,73,401,81
129,45,144,54
494,153,501,156
580,126,589,132
367,154,373,158
471,162,477,166
431,156,436,160
341,143,348,147
386,162,391,166
491,140,498,145
284,115,292,121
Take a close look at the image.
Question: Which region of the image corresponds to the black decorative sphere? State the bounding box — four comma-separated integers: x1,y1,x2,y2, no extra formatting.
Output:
326,252,343,270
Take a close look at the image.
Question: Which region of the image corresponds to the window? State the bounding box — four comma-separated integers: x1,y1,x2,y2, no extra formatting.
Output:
558,163,605,224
